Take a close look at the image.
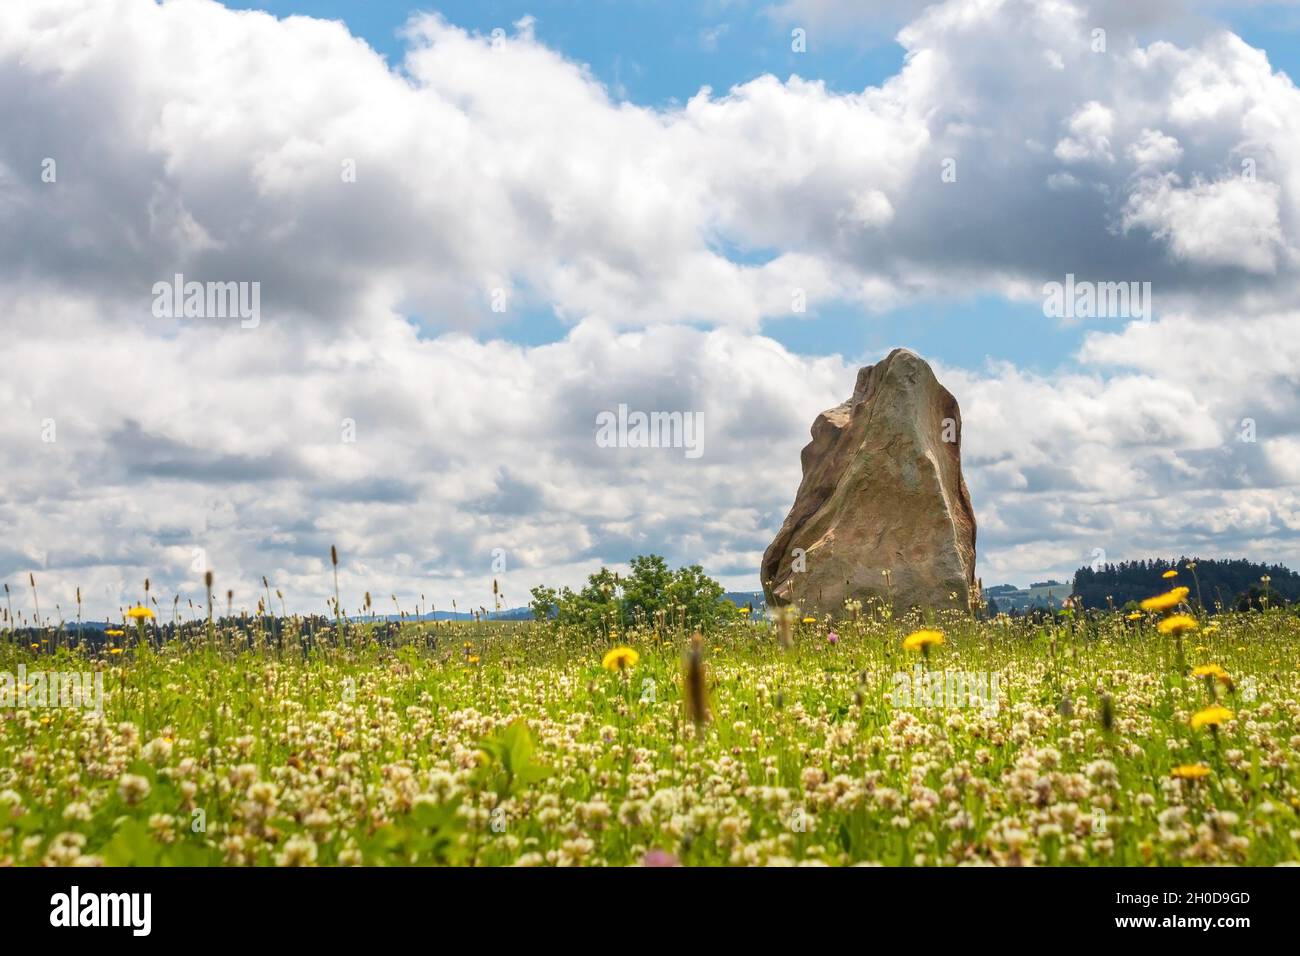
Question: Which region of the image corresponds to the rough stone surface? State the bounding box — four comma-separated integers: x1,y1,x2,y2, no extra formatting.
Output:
761,348,977,615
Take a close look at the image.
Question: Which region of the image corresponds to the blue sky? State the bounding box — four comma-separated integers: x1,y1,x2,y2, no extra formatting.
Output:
220,1,1300,97
224,0,911,100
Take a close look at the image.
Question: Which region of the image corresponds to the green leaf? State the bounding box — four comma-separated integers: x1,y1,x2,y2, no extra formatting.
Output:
477,720,551,796
101,819,160,867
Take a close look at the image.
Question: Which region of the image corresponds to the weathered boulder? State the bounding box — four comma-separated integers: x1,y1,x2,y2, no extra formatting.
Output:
761,348,976,615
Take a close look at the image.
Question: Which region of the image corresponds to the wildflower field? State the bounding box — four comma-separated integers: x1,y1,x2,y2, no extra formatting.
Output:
2,606,1298,867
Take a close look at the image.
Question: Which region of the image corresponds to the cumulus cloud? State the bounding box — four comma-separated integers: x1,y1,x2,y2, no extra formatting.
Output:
1055,101,1117,164
1127,128,1185,169
7,0,1300,324
0,300,856,616
1,0,1299,616
1122,174,1287,273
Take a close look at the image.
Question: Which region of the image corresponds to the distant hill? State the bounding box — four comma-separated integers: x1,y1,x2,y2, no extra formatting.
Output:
723,591,767,619
25,593,764,632
379,608,534,622
981,582,1067,613
18,610,538,630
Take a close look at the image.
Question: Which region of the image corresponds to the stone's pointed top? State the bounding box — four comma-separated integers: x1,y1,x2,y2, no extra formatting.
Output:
762,348,977,616
850,348,940,405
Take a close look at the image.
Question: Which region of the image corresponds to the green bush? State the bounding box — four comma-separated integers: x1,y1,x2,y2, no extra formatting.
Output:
529,554,726,634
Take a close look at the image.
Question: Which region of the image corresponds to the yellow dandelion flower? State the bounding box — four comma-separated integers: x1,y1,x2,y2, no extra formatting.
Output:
126,605,155,620
801,616,817,624
601,646,640,672
902,630,945,651
1170,764,1211,780
105,629,124,637
109,648,124,655
1190,705,1232,730
1139,587,1189,612
1190,664,1226,679
467,655,480,664
1162,569,1179,579
1125,612,1142,621
1157,614,1198,636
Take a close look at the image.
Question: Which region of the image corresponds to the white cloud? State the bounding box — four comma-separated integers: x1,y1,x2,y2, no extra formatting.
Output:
1055,101,1117,164
1127,128,1184,168
7,0,1300,323
1122,173,1287,273
0,296,857,615
2,0,1300,613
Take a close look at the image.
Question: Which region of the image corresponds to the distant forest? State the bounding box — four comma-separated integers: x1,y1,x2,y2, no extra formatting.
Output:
1072,558,1300,611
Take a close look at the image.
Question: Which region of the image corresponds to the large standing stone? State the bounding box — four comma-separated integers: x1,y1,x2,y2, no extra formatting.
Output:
761,348,976,615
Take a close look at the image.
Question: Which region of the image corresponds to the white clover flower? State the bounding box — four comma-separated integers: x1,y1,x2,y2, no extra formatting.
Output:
117,773,151,806
62,802,93,822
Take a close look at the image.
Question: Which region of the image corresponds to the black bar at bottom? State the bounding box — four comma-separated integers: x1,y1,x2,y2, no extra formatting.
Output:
0,864,1287,942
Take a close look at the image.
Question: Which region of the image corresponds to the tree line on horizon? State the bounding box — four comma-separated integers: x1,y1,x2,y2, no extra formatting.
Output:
1071,557,1299,611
